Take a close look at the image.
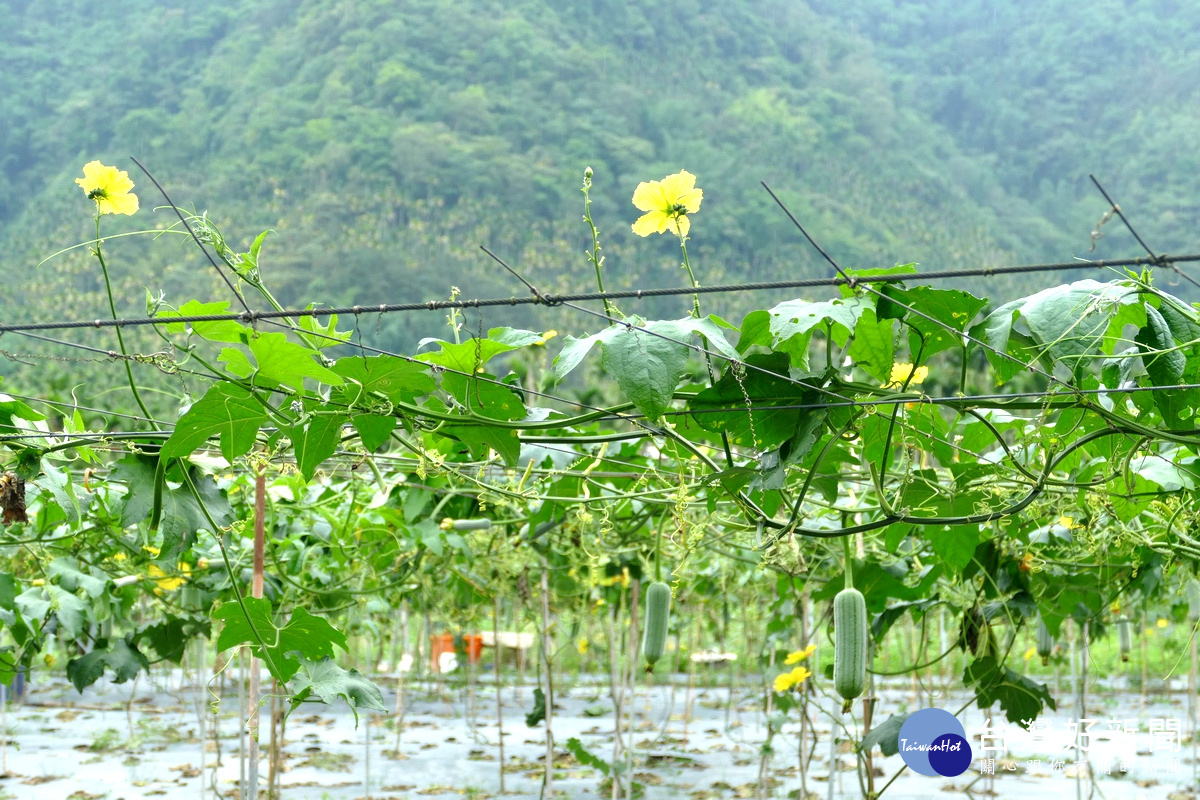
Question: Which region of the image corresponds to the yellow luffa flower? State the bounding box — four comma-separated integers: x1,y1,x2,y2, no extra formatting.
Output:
148,561,190,594
76,161,139,215
773,665,812,692
784,643,818,665
886,363,928,387
631,170,703,237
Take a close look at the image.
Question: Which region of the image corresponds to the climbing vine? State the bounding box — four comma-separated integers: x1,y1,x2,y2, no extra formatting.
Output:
3,161,1200,749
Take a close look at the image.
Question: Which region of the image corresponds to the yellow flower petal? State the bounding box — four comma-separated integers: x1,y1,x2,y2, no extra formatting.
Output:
659,170,703,214
784,644,818,665
632,179,666,213
886,363,929,387
773,672,794,693
670,213,691,238
75,161,139,216
630,170,701,237
633,210,668,237
1157,618,1169,628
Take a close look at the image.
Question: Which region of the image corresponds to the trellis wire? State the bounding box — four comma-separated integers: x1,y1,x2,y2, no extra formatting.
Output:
2,252,1197,335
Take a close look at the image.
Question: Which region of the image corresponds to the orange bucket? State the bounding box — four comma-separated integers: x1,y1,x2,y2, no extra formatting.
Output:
430,634,455,672
464,634,483,665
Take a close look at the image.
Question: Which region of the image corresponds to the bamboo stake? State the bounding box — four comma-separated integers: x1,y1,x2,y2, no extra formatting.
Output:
393,602,408,756
798,591,811,797
267,684,280,799
539,564,554,800
238,647,247,798
625,578,640,800
2,683,7,776
245,469,266,800
494,593,506,793
608,601,624,800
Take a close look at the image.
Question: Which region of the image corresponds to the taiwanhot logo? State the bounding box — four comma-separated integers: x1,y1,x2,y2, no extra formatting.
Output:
898,708,973,777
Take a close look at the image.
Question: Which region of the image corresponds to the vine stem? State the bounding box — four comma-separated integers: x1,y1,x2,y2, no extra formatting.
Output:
678,236,701,320
180,468,283,682
92,214,156,426
654,514,663,583
843,535,854,592
582,168,615,323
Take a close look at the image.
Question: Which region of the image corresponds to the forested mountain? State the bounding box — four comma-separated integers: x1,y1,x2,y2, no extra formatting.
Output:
811,0,1200,258
0,0,1189,396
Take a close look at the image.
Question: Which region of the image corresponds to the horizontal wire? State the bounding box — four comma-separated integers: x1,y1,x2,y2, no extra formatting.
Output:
5,376,1195,446
3,252,1196,334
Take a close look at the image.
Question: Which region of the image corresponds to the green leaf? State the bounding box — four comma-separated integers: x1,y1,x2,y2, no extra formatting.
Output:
33,463,80,524
140,617,208,664
963,656,1056,727
439,425,521,466
442,373,525,421
351,414,397,452
247,332,344,391
287,413,348,481
1138,303,1187,429
525,686,547,727
768,296,872,359
735,309,771,352
600,325,690,421
553,326,623,382
650,316,739,360
848,308,895,383
926,525,982,572
688,353,814,448
975,280,1137,381
0,572,16,610
278,607,349,662
0,396,46,439
215,597,275,654
215,599,347,683
218,346,255,377
158,300,248,343
890,286,987,361
871,598,938,641
105,638,150,683
813,558,939,612
297,309,353,349
861,712,907,756
332,355,435,404
420,327,545,374
48,557,107,598
113,456,233,559
288,656,387,725
65,649,107,692
14,586,50,621
48,585,89,638
566,737,612,775
66,637,150,692
1130,453,1199,491
162,382,268,462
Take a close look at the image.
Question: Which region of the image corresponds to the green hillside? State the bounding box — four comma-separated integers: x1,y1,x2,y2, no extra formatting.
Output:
1,0,1172,411
810,0,1200,258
